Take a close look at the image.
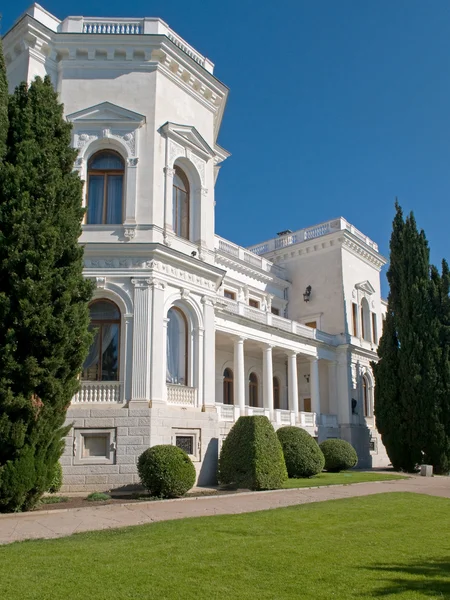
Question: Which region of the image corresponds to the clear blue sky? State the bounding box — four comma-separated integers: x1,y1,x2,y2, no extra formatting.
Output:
2,1,450,296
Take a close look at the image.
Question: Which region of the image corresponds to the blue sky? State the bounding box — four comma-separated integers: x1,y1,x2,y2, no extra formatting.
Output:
2,1,450,295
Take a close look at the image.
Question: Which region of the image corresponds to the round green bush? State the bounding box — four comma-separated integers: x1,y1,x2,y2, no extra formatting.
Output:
47,461,63,493
319,439,358,472
137,445,196,498
277,426,325,478
218,416,287,490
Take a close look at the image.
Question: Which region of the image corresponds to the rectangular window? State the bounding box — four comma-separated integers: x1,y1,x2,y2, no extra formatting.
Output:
172,428,200,461
271,307,280,316
224,290,236,300
249,299,260,309
352,303,358,337
369,437,377,453
360,307,365,339
303,397,312,412
74,429,116,465
305,321,317,329
372,313,378,343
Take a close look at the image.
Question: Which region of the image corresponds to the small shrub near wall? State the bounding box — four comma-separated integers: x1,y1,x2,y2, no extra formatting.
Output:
320,439,358,472
277,426,325,478
218,416,287,490
138,445,196,498
47,462,63,494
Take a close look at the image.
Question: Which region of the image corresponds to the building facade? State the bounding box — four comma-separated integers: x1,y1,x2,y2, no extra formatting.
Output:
4,4,390,491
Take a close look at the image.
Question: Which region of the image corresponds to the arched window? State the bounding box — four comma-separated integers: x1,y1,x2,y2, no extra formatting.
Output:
363,375,371,417
223,368,234,405
361,298,372,342
87,151,124,224
249,372,259,407
82,300,120,381
173,167,190,240
166,307,188,385
273,377,281,409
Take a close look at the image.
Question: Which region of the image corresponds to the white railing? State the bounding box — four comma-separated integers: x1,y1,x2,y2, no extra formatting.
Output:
243,305,266,324
272,314,292,332
321,414,339,428
219,404,235,421
247,407,266,416
248,217,378,255
279,410,292,424
215,235,288,280
167,384,197,406
83,21,143,34
72,381,122,404
299,411,317,427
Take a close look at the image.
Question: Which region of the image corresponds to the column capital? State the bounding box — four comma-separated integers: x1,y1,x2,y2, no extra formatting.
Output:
164,166,176,177
286,349,298,358
233,335,247,343
260,343,275,351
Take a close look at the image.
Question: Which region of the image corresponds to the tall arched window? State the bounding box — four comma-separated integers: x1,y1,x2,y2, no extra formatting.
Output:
249,372,259,407
82,300,120,381
166,307,188,385
173,167,190,240
361,298,372,342
87,151,124,224
273,377,281,409
223,368,234,405
363,375,370,416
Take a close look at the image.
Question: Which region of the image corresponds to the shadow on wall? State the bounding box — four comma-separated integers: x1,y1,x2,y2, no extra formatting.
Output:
359,558,450,597
197,437,219,486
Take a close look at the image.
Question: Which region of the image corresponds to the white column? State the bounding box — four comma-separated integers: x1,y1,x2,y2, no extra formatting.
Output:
163,166,175,241
202,297,216,410
327,360,338,416
234,337,246,415
262,345,274,418
124,159,138,225
130,279,151,404
287,351,299,422
310,358,321,415
149,278,166,404
336,351,352,424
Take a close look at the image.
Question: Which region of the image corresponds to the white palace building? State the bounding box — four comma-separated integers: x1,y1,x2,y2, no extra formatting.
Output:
4,4,390,491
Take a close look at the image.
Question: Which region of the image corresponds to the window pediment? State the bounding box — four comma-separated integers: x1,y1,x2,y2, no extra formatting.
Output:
67,102,146,127
160,122,215,161
355,280,376,295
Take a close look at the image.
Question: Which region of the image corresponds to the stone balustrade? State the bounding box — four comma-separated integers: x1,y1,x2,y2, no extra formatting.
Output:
167,384,197,406
215,235,287,280
72,381,122,403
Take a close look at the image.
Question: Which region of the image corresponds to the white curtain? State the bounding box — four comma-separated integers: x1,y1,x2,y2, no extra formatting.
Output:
83,324,118,380
166,309,186,385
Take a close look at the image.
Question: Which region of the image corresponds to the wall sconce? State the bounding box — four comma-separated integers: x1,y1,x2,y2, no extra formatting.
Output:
304,374,310,383
303,285,312,302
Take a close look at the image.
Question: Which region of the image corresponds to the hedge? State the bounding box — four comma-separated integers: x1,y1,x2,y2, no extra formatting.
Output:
319,439,358,472
218,416,287,490
47,462,63,494
277,426,325,478
138,445,196,498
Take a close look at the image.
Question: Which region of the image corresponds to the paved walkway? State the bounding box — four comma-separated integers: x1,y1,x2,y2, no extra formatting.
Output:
0,475,449,545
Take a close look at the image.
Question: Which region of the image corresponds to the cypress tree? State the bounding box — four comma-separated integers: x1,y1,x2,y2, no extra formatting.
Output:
373,203,450,473
0,38,8,160
0,75,93,511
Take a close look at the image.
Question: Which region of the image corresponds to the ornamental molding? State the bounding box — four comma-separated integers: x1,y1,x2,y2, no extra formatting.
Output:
67,102,146,127
342,237,385,270
124,228,136,241
75,129,138,157
355,280,376,295
161,122,215,162
214,253,276,284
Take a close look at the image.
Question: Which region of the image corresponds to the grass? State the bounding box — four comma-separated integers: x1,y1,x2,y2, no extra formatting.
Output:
39,496,69,505
283,470,408,488
86,492,111,502
1,493,449,599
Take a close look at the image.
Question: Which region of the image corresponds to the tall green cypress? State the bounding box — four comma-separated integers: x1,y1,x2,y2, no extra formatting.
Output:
0,76,93,512
0,38,8,160
374,203,450,473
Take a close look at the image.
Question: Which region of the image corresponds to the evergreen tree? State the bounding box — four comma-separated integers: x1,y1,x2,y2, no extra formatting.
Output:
373,203,450,473
0,75,93,511
0,38,8,160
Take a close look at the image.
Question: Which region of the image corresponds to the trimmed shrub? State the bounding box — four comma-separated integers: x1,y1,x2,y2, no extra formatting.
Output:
47,462,63,494
218,416,287,490
277,426,325,478
138,445,196,498
320,439,358,472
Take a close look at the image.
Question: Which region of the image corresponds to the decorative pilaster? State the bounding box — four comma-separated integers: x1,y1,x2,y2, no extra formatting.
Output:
234,337,246,415
130,279,151,404
310,358,321,416
202,296,216,410
149,278,166,404
327,360,338,416
163,166,176,240
287,351,299,422
262,345,274,417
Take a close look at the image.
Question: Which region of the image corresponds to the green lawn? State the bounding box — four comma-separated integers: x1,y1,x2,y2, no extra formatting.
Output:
283,470,408,488
1,493,449,599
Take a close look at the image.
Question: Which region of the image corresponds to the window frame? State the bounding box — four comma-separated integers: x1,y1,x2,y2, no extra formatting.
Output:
173,166,190,240
249,372,259,407
172,428,200,462
223,368,234,405
74,428,116,465
82,299,121,382
86,150,125,225
248,298,260,309
224,290,237,300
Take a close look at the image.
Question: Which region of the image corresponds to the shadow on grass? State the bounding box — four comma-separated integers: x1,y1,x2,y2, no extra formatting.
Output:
361,558,450,597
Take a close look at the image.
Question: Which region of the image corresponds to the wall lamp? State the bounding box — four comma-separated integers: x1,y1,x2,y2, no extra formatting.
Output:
303,285,312,303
